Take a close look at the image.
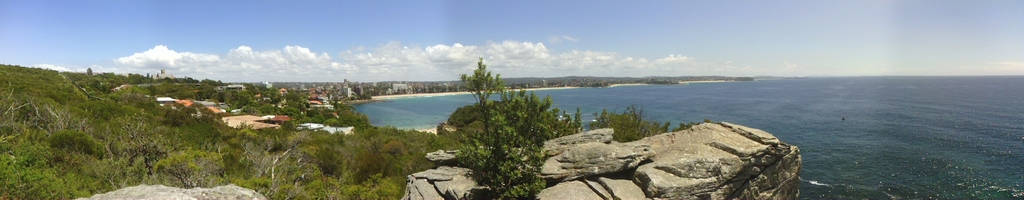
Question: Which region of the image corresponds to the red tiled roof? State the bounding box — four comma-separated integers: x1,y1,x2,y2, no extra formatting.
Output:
175,99,194,107
271,115,291,122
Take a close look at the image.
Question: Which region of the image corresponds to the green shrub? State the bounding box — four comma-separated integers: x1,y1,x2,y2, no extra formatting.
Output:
48,130,105,158
457,58,582,198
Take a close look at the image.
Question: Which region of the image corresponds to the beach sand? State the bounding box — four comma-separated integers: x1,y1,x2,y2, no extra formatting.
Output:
678,80,731,84
372,86,579,100
607,83,649,87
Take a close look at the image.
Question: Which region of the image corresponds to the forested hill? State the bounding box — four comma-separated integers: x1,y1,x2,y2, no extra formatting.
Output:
1,64,88,104
0,64,458,199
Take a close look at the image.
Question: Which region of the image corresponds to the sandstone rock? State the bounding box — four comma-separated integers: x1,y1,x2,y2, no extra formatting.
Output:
77,184,266,200
426,150,459,165
404,178,444,200
402,122,800,200
536,181,603,200
543,128,614,156
594,177,646,200
632,122,800,199
583,179,613,199
540,142,655,182
404,166,479,200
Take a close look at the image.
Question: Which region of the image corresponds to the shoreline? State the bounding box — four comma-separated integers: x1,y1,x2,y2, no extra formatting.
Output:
678,80,731,84
372,86,579,100
607,83,649,87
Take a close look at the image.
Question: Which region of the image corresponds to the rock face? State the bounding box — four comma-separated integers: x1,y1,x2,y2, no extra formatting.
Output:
403,166,481,200
632,122,801,199
426,150,459,165
402,122,801,200
543,128,614,156
539,142,655,182
77,184,267,200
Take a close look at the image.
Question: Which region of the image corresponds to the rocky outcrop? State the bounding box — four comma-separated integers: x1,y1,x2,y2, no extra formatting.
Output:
403,166,482,200
403,122,801,200
426,150,459,165
632,122,801,199
539,142,655,182
543,128,614,156
77,184,267,200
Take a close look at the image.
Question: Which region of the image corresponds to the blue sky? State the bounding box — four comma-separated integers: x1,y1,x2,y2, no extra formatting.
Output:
2,0,1022,82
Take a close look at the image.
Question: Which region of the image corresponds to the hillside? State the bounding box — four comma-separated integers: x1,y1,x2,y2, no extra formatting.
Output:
0,64,88,104
0,64,457,199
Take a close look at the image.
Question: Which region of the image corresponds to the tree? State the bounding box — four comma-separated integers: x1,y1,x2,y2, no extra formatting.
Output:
457,58,580,198
86,68,93,76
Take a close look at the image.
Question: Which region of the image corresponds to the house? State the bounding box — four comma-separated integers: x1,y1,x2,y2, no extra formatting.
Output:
268,115,291,125
217,84,246,91
174,99,194,107
310,104,334,110
153,69,175,80
322,126,355,135
222,115,280,130
156,97,177,105
297,123,354,135
206,106,225,114
298,123,325,130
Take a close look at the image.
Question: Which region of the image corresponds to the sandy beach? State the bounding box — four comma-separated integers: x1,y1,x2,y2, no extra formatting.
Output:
607,83,649,87
372,86,579,100
678,80,731,84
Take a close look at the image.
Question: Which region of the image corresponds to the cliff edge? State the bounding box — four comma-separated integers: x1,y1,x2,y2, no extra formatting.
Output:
405,122,801,200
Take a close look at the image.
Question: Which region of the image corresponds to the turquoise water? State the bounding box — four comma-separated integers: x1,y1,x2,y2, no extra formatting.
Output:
354,77,1024,199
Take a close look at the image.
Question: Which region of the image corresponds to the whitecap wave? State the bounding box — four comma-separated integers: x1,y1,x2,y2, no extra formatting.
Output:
806,180,832,187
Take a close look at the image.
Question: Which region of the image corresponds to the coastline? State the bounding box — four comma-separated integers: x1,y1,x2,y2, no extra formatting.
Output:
607,83,649,87
372,86,579,100
678,80,731,84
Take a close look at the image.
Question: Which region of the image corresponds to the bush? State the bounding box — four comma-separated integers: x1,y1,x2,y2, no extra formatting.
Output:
154,150,224,188
457,58,581,198
48,130,105,158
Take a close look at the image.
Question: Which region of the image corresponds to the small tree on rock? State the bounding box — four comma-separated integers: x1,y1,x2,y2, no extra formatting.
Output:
457,58,581,199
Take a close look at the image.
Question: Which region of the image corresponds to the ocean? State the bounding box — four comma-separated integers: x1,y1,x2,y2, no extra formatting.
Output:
354,76,1024,199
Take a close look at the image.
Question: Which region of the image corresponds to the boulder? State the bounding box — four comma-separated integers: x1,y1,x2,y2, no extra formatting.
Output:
77,184,266,200
402,122,801,200
426,150,459,166
593,177,646,200
404,166,480,200
540,142,655,182
535,181,603,200
632,122,801,199
543,128,614,156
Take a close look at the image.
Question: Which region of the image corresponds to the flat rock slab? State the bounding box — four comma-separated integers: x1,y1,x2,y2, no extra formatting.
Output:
540,142,655,182
544,128,614,156
405,166,478,200
426,150,458,165
631,122,800,199
77,184,267,200
536,181,603,200
595,177,647,200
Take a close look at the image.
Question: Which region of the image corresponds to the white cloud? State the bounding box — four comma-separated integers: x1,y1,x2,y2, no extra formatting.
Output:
114,45,351,82
548,35,580,44
31,64,119,73
32,64,74,72
783,61,798,71
113,40,763,82
339,40,742,80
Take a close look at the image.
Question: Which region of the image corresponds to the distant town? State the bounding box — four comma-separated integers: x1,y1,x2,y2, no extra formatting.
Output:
264,76,773,103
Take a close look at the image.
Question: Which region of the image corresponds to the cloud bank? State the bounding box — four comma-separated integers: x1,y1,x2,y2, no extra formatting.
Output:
97,40,844,82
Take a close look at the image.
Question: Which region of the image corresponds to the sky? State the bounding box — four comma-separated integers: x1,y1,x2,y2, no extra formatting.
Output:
1,0,1022,82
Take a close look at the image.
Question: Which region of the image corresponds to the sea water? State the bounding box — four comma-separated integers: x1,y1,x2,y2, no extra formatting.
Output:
354,76,1024,199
